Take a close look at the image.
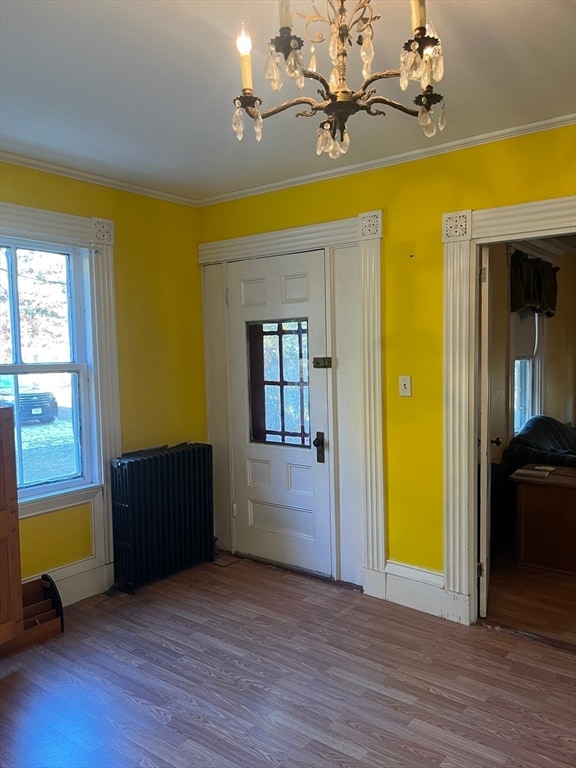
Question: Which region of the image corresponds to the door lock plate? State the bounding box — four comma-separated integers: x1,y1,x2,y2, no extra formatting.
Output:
312,431,325,463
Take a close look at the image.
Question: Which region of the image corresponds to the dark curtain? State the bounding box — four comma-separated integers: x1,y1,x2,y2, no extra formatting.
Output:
510,250,559,317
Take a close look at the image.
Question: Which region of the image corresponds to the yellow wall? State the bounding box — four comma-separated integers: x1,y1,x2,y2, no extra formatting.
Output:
2,124,575,579
199,126,576,570
19,505,93,578
1,164,207,574
0,164,206,451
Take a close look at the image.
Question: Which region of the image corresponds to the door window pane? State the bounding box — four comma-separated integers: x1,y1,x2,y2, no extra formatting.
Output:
248,319,310,446
264,334,280,380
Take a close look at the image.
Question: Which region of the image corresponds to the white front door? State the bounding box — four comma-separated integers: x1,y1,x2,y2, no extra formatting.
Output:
227,250,332,576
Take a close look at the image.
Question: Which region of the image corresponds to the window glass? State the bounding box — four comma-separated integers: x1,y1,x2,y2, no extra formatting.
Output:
247,319,310,446
0,372,82,487
511,309,543,435
0,239,91,495
513,358,533,434
0,247,13,363
16,249,72,363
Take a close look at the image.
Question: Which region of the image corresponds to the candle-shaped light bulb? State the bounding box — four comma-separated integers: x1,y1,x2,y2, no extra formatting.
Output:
236,23,253,91
278,0,292,29
236,23,252,56
410,0,426,31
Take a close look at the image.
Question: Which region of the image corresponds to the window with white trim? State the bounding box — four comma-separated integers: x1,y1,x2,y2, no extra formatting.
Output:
0,204,120,506
511,310,544,434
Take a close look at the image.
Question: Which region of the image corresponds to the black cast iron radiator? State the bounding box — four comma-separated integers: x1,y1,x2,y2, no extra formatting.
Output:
110,442,214,591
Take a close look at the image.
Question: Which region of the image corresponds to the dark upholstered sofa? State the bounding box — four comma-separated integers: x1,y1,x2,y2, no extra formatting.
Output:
502,415,576,471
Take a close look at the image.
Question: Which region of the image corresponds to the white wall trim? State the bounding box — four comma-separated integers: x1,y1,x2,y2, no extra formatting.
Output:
200,214,384,591
363,561,470,624
18,485,102,519
0,202,121,599
24,559,114,607
0,202,114,246
361,234,386,579
385,560,444,587
443,195,576,625
3,115,574,208
199,217,360,264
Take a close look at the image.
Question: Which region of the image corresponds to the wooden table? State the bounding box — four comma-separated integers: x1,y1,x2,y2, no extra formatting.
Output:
511,465,576,575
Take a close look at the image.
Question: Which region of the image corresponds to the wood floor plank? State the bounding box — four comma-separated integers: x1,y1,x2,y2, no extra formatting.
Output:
1,559,575,768
486,557,576,647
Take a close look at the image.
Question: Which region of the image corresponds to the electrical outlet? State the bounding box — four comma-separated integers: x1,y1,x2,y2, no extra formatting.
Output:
399,375,412,397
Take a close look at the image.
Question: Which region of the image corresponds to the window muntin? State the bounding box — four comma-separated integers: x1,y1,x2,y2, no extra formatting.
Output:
247,319,310,446
0,239,92,496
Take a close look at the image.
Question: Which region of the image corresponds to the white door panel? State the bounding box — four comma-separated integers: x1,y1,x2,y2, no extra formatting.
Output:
227,251,332,576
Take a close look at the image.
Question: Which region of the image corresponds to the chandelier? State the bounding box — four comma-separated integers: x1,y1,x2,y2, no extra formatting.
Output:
232,0,445,159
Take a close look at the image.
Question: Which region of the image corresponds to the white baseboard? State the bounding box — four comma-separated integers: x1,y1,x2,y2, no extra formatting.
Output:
24,557,114,607
363,567,387,599
28,554,473,624
363,562,472,625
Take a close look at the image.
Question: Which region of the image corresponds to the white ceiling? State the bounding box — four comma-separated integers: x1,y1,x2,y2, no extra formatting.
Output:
1,0,575,206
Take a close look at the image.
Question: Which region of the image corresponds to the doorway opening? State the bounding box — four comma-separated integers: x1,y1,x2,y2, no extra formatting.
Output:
480,233,576,649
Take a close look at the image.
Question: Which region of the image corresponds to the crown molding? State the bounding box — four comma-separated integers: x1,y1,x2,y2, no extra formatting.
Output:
0,152,200,208
200,115,576,206
1,115,574,209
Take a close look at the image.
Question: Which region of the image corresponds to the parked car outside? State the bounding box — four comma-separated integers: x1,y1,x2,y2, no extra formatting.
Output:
0,377,59,424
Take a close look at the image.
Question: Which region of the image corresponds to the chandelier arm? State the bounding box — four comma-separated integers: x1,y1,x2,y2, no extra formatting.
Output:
248,96,327,121
354,69,401,98
360,95,419,118
302,68,332,96
348,0,375,34
295,103,332,118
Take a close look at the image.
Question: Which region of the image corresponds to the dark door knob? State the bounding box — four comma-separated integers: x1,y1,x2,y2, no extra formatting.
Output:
491,437,502,446
313,432,325,463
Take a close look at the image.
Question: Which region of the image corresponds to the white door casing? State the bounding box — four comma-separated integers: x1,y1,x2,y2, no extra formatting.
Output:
478,246,492,617
200,213,384,590
443,196,576,625
227,251,332,575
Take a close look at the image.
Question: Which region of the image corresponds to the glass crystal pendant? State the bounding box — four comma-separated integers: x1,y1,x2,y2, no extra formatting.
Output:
253,108,263,142
232,105,244,141
329,32,338,65
329,67,339,91
438,100,447,131
360,33,374,79
308,45,317,72
316,122,334,155
314,121,348,160
329,142,342,159
417,106,430,127
265,44,283,92
286,42,304,89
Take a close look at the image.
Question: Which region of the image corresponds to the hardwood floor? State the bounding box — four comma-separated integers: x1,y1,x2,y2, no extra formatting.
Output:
1,558,575,768
485,556,576,649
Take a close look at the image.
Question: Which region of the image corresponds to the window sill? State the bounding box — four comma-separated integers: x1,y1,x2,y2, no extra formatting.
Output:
18,484,104,519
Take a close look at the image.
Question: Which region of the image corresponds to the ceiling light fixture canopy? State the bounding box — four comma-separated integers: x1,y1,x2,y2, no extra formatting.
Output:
233,0,445,159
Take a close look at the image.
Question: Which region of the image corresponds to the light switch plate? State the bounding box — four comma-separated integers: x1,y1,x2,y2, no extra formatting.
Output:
399,375,412,397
